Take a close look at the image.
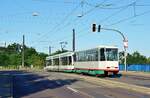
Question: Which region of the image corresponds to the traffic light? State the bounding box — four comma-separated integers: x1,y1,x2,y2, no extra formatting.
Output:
98,25,101,32
92,23,96,32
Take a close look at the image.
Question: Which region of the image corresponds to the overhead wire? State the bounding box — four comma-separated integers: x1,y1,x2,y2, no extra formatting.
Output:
34,0,109,46
35,0,126,48
58,0,142,46
32,2,82,46
33,0,150,52
105,9,150,26
32,0,80,5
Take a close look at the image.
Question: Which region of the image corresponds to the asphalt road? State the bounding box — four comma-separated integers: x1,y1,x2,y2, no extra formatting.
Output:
0,70,150,98
105,73,150,88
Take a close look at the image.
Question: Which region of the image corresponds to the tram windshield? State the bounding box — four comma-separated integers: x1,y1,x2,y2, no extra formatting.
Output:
100,48,118,61
106,48,118,61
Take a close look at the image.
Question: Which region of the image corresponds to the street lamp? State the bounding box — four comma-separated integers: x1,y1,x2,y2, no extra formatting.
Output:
92,24,128,71
32,12,39,16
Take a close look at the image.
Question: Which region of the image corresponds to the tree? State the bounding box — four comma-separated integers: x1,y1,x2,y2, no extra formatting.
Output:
147,57,150,64
9,53,21,66
120,51,148,65
51,49,68,56
26,54,44,68
7,43,22,53
0,43,48,68
0,53,9,66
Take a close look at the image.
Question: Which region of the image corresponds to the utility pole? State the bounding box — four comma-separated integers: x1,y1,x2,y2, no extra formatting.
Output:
73,29,75,52
22,35,25,67
4,42,6,48
49,46,53,55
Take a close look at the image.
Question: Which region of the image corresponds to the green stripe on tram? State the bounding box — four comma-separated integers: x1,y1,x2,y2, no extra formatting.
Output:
63,69,105,75
88,70,104,75
64,70,73,73
74,69,104,75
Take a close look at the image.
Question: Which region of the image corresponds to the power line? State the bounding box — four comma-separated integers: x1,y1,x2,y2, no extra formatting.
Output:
33,0,109,44
58,0,139,41
80,0,109,17
99,3,133,24
32,0,80,5
105,9,150,26
32,2,82,46
33,0,149,51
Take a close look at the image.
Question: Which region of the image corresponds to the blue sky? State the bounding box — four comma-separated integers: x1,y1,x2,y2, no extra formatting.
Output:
0,0,150,57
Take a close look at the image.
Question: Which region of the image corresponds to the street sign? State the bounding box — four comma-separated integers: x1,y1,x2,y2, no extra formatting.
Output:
123,39,128,48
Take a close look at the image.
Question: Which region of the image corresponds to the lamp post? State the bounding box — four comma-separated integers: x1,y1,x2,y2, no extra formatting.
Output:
92,24,128,71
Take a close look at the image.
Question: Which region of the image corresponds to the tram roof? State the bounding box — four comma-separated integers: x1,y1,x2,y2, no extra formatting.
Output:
97,45,118,48
46,51,74,60
75,45,118,52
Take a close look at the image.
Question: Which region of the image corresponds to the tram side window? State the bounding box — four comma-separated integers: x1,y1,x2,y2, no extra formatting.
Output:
49,60,52,65
76,49,98,62
78,51,85,61
86,50,98,61
54,58,59,65
46,60,51,66
73,54,76,62
61,57,67,65
100,48,105,61
69,56,72,65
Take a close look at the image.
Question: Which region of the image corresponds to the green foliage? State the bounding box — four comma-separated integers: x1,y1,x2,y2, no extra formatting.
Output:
119,51,150,64
50,49,68,56
0,43,48,69
9,53,21,66
0,53,9,66
7,43,21,53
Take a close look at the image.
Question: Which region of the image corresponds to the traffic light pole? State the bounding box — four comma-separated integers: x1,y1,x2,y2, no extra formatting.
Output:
73,29,75,52
92,24,128,71
101,28,128,71
22,35,25,67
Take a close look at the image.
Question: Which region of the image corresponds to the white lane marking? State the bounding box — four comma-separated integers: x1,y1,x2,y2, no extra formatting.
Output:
66,86,94,98
47,77,56,80
56,81,61,85
67,86,78,93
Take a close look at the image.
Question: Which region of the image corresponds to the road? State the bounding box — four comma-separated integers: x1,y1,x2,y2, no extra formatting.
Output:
0,70,150,98
105,72,150,88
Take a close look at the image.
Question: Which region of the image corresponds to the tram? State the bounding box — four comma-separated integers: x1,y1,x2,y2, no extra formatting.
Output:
44,45,119,76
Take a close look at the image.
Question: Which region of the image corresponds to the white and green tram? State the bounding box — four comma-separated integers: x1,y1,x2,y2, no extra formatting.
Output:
45,45,119,76
45,51,74,72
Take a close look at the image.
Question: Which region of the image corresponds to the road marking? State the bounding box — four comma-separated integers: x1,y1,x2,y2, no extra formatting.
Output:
56,81,61,85
61,73,150,95
67,86,94,98
67,86,78,93
47,77,55,80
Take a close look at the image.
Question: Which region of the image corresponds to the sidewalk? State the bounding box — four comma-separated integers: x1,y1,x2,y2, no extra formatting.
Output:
0,74,13,98
120,71,150,77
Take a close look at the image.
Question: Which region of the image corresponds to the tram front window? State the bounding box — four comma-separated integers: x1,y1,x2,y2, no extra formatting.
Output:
106,48,118,61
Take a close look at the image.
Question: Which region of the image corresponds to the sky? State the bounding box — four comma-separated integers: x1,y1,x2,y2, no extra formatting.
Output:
0,0,150,57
